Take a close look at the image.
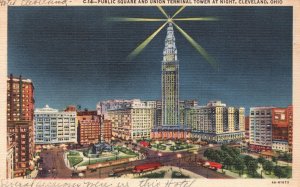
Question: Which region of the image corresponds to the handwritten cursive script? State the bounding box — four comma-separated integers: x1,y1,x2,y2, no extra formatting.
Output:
0,0,69,6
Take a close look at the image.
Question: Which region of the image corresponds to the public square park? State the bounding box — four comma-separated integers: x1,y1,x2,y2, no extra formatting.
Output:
34,138,292,179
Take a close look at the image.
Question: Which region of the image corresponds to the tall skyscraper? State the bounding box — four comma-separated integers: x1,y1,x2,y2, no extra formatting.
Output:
161,23,180,127
152,23,190,140
7,74,35,177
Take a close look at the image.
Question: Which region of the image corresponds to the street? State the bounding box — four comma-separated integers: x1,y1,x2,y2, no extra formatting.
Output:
37,147,72,178
37,143,231,179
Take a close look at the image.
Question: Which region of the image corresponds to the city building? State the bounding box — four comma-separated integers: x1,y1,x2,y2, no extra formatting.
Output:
6,133,15,179
245,116,250,142
108,99,155,140
7,74,34,122
271,106,293,153
161,23,180,127
7,75,35,177
249,106,293,153
188,101,245,143
77,110,100,146
97,99,134,120
102,119,112,143
249,107,273,152
65,105,77,112
152,23,190,139
34,105,77,145
287,105,293,153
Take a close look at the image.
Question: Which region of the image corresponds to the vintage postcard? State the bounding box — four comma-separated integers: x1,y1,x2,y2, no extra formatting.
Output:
0,1,299,187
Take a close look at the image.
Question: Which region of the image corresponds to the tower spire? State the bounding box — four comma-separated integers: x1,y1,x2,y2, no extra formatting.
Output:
161,22,180,128
163,23,178,62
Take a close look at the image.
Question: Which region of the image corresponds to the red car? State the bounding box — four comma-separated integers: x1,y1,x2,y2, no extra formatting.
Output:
139,141,151,148
197,159,222,170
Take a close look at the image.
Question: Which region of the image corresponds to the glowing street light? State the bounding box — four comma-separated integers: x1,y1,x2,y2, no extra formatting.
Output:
158,152,162,161
193,151,198,162
177,153,182,167
204,161,210,178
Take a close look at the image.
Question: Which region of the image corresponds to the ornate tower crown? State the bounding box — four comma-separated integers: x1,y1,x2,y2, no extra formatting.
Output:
163,23,178,62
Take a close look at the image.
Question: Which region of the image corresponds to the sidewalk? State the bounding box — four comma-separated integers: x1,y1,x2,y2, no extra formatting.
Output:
221,169,245,179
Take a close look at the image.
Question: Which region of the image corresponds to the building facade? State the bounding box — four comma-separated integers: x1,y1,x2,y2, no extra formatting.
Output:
108,99,155,140
189,101,245,143
77,110,100,146
271,106,293,153
34,105,77,145
152,23,190,139
244,116,250,142
161,23,180,127
6,133,15,179
287,106,293,153
249,107,273,152
7,75,35,177
102,120,112,143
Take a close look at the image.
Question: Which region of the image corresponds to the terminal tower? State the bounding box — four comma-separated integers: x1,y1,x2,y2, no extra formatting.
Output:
152,23,190,140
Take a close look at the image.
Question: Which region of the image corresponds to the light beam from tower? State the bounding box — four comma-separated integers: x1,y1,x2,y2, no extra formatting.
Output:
109,6,219,67
127,22,168,61
108,17,167,22
171,6,186,19
173,17,218,21
172,22,217,68
157,6,169,18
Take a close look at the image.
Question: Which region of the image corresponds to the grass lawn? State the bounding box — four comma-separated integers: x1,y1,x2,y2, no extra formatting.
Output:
152,144,167,150
170,144,193,151
68,156,83,167
114,146,138,155
138,171,166,178
171,171,190,178
76,154,136,167
69,151,80,156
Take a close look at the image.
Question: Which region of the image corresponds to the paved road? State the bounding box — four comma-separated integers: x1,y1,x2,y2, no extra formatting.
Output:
37,148,72,179
37,144,231,179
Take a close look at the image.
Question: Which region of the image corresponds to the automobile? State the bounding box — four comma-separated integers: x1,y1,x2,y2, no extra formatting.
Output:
90,168,97,172
132,162,162,173
108,172,119,177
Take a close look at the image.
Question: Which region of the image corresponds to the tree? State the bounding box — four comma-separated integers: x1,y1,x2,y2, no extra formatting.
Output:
204,149,214,159
234,157,246,176
218,150,227,164
257,156,266,164
224,155,234,170
262,160,274,175
272,156,278,165
221,144,229,152
244,155,254,168
283,153,292,162
211,151,222,163
247,160,258,176
273,166,283,178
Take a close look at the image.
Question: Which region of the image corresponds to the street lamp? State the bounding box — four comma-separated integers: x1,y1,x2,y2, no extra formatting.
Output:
193,151,198,162
177,153,182,166
158,152,162,161
187,140,190,152
204,161,210,178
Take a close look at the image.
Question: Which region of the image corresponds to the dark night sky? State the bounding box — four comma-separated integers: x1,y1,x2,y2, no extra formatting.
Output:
8,6,292,113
